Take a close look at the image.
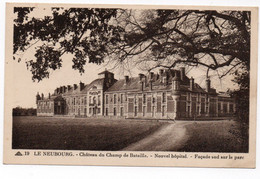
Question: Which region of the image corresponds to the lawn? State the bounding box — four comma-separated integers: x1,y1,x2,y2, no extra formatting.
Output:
12,116,166,150
12,116,248,152
177,120,249,153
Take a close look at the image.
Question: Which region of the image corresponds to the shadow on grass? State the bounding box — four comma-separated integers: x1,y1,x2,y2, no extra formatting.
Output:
12,116,165,150
176,120,249,153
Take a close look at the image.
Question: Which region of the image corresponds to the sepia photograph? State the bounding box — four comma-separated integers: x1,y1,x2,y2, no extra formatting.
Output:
3,3,258,168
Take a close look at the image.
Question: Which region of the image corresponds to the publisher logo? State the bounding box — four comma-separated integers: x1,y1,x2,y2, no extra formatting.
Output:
15,151,23,156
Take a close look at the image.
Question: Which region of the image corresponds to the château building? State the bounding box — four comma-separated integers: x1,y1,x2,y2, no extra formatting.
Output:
36,68,236,120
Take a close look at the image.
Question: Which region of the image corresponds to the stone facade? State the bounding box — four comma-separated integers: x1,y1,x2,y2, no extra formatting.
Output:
36,68,236,120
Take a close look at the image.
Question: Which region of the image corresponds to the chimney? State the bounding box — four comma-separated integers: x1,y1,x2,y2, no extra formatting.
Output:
63,86,67,93
138,73,144,81
67,85,71,91
56,88,60,94
36,92,41,103
61,86,64,93
180,67,185,81
80,82,84,91
149,72,154,80
48,93,51,99
73,84,78,90
206,78,211,92
190,77,194,91
41,93,44,99
124,76,129,85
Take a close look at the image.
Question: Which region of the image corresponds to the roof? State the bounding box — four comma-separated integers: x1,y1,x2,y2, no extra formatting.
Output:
106,69,211,94
53,78,106,97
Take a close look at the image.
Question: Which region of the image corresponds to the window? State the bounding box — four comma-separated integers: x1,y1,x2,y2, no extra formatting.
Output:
229,104,234,113
121,94,123,103
105,108,108,116
93,97,96,105
143,106,146,116
98,95,101,105
120,107,124,116
84,97,87,105
162,106,165,116
223,103,227,113
114,94,117,104
89,108,91,114
187,93,190,101
162,92,166,103
114,107,116,116
89,96,92,104
106,95,108,104
218,103,221,112
134,95,137,104
73,98,75,105
143,94,146,104
152,97,156,104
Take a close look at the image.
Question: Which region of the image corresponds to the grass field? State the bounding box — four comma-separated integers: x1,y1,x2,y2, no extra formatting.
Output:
12,116,248,152
178,120,249,153
12,116,166,150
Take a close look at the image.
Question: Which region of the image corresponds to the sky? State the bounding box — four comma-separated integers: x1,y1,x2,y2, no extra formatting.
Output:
10,53,238,108
10,6,239,108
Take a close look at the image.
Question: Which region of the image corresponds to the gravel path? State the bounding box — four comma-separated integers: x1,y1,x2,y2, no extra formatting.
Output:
122,122,188,151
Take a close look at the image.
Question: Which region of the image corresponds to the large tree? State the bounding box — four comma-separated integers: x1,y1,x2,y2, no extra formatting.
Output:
14,7,122,81
13,7,250,82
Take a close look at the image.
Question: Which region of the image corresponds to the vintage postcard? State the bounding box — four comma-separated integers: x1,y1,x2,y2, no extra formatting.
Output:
3,3,258,168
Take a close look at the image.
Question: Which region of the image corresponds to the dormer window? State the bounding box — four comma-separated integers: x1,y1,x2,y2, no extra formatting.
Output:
163,77,167,84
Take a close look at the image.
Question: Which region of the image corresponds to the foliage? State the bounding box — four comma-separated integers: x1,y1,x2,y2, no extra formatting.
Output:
14,7,122,81
117,10,250,77
13,8,250,82
12,107,36,116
